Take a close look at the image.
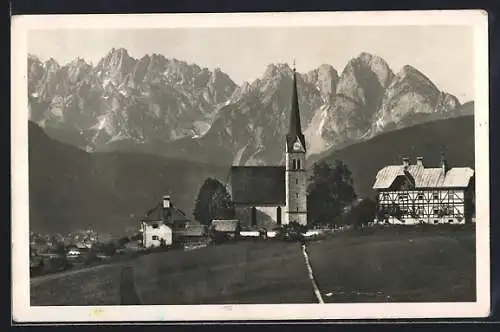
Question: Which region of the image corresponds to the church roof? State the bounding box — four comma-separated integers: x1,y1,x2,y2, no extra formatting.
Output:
231,166,286,205
286,69,306,152
373,164,474,190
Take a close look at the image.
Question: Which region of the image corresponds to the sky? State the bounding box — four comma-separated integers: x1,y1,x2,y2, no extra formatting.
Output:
28,26,474,102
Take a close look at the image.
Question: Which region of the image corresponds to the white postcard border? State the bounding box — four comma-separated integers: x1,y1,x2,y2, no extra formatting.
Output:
11,10,490,322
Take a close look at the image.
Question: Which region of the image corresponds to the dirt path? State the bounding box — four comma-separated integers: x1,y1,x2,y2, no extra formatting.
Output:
301,243,324,304
30,262,126,287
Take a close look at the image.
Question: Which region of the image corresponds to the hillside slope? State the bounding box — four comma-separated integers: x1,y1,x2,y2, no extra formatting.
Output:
28,121,230,234
310,115,475,198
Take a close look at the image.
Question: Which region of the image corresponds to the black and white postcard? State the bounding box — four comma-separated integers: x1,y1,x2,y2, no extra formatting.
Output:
11,10,490,322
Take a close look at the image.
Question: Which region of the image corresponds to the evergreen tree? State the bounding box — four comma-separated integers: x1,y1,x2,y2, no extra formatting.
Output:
193,178,235,225
307,159,357,225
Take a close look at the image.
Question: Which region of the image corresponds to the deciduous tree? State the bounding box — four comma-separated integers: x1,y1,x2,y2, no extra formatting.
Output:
307,159,357,225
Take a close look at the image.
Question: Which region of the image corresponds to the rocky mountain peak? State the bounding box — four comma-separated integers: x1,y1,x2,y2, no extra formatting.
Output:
331,52,394,121
304,64,339,102
96,47,136,82
28,53,41,63
370,64,462,137
28,55,45,84
210,67,231,82
263,63,293,79
395,65,440,92
44,58,61,71
207,68,237,103
341,52,394,91
64,57,92,84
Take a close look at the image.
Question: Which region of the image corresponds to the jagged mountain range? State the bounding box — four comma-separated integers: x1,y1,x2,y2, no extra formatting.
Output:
28,49,473,166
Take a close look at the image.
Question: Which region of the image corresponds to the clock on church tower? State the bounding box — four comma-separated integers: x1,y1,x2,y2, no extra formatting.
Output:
293,140,302,152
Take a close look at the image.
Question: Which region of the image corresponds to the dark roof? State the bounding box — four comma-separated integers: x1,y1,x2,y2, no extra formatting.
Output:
373,164,474,190
142,201,192,223
231,166,286,205
286,70,306,152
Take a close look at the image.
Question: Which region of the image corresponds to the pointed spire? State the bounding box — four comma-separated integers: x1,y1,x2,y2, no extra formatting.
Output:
290,64,301,134
286,60,306,152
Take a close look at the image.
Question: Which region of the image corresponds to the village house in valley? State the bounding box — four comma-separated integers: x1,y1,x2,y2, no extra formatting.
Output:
373,156,475,224
140,220,173,248
139,195,206,248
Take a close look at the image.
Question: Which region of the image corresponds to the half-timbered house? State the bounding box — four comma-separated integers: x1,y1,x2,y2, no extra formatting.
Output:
373,156,475,224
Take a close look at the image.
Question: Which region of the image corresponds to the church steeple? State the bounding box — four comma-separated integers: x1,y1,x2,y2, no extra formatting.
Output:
284,61,308,226
286,63,306,153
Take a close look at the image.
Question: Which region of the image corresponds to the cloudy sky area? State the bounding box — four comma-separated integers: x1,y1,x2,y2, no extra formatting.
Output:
28,26,474,102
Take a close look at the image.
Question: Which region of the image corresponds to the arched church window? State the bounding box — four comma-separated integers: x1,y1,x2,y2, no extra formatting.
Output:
292,159,297,170
297,159,301,170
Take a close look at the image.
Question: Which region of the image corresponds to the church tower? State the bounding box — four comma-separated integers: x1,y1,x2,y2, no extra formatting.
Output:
284,65,307,226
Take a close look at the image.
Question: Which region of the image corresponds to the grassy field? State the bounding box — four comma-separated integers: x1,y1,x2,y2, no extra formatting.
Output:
30,225,476,305
308,224,476,303
134,240,315,304
30,263,125,306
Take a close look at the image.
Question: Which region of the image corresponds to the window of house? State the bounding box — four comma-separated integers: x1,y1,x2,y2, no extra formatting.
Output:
292,159,297,170
152,235,159,240
417,193,424,200
434,220,439,224
296,179,298,184
448,219,454,223
152,223,159,229
296,193,299,198
433,192,439,200
297,159,301,170
433,208,439,215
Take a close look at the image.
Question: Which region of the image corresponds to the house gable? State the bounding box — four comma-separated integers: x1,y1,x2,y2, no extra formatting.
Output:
388,174,415,191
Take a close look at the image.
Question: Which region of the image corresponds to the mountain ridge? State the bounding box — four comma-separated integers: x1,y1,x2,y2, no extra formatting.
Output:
28,49,473,166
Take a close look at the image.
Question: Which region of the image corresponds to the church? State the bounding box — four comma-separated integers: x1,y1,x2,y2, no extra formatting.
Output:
230,65,308,227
